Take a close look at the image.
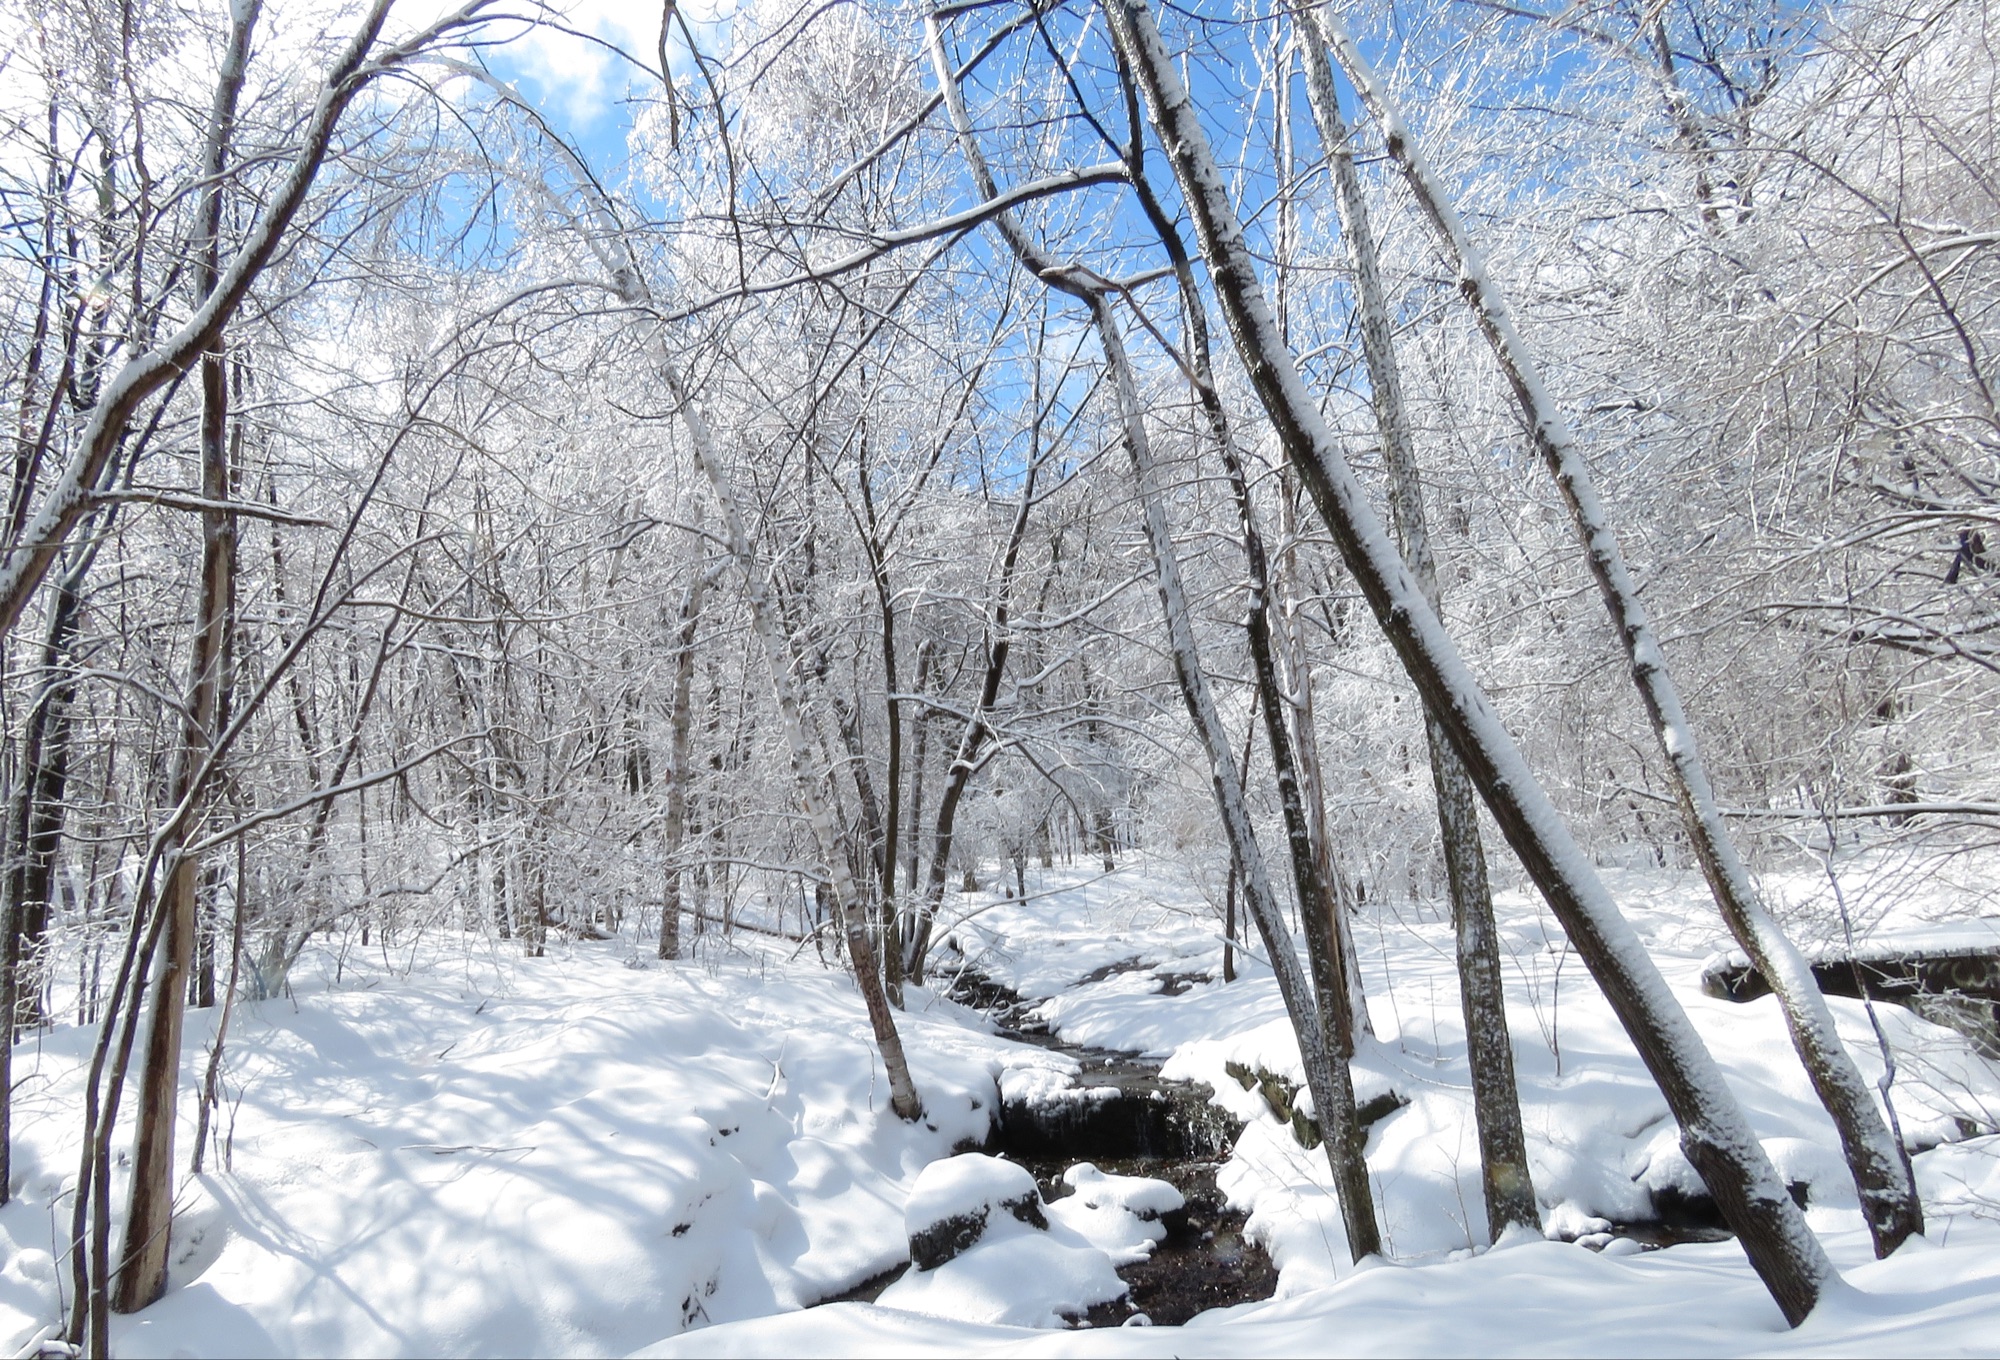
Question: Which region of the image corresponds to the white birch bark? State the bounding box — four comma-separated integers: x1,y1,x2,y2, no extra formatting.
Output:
1102,0,1836,1323
1314,5,1919,1257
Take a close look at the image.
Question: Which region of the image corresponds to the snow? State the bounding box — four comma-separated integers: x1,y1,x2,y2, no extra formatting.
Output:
881,1152,1130,1328
1046,1164,1182,1265
644,1229,2000,1357
876,1211,1128,1330
0,939,1067,1356
6,859,2000,1356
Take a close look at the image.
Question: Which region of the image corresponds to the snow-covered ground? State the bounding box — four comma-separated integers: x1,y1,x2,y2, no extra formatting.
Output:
6,857,2000,1357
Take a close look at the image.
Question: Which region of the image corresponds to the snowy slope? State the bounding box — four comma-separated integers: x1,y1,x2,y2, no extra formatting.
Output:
1,937,1070,1357
4,860,1999,1357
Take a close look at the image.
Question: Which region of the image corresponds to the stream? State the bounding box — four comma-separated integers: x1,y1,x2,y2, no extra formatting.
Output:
820,964,1276,1326
822,956,1758,1326
960,967,1275,1326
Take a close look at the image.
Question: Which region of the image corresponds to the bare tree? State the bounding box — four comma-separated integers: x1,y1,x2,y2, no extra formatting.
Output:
1290,4,1539,1239
1316,5,1920,1257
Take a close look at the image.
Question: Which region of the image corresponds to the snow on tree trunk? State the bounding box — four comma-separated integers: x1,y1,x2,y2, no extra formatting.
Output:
1103,0,1836,1323
0,0,492,642
1314,5,1920,1259
1292,11,1539,1240
1122,130,1369,1060
1089,292,1382,1262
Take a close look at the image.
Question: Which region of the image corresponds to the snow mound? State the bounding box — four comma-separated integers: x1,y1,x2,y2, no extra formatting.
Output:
997,1064,1110,1108
1046,1163,1183,1265
882,1155,1127,1328
877,1230,1129,1330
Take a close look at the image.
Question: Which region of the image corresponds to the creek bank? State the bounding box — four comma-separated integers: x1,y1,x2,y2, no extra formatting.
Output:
949,960,1732,1273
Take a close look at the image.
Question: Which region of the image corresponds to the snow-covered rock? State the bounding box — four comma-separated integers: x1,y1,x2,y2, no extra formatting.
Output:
902,1153,1047,1270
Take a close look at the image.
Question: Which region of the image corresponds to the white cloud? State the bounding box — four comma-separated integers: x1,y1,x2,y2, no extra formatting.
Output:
487,0,733,135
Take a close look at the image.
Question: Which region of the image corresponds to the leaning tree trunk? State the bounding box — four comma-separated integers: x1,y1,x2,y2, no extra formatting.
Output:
1291,14,1539,1240
1119,128,1367,1061
665,369,922,1122
1103,0,1835,1323
1087,293,1382,1261
1274,480,1373,1041
924,10,1381,1258
1314,6,1918,1259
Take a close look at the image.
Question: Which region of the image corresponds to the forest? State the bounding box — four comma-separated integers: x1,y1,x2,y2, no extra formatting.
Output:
0,0,1996,1353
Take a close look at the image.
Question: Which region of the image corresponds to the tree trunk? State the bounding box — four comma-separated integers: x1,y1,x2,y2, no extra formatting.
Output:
903,471,1037,986
1274,482,1373,1042
1087,291,1384,1261
1314,7,1918,1259
902,638,935,898
1117,87,1369,1062
114,1,255,1310
1104,0,1835,1322
658,563,710,961
924,11,1384,1257
1292,16,1538,1239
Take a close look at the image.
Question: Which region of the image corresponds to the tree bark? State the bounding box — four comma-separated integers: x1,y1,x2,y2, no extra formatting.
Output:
1088,291,1383,1260
902,469,1036,985
1314,6,1918,1259
115,0,256,1309
902,637,935,898
658,561,711,961
1116,85,1369,1062
1291,15,1539,1239
1104,0,1836,1322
